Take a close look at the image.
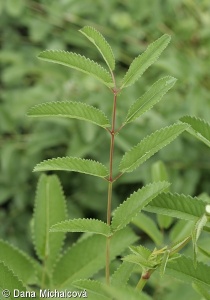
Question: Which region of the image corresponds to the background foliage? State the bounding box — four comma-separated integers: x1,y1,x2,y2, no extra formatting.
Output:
1,1,210,298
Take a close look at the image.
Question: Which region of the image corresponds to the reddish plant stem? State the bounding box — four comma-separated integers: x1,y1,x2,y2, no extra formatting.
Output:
106,85,118,284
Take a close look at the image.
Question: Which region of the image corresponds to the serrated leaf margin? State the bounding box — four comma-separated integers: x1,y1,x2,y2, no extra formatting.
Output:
28,101,111,128
38,50,114,88
33,157,109,178
50,218,111,237
79,26,115,71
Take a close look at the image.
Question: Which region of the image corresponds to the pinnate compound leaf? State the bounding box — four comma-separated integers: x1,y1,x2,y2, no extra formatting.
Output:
28,101,111,128
0,261,27,298
34,157,108,178
166,255,210,287
79,26,115,71
119,123,188,173
33,174,67,272
125,76,176,124
144,192,209,224
38,50,114,88
0,240,36,285
180,116,210,148
52,227,138,287
121,34,171,89
50,218,111,237
73,279,109,299
111,181,170,232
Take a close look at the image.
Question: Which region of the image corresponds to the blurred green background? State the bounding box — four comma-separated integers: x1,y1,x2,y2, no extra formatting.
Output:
0,0,210,297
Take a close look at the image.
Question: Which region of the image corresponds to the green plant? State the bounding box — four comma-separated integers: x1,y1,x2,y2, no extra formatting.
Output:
1,26,210,300
1,1,210,257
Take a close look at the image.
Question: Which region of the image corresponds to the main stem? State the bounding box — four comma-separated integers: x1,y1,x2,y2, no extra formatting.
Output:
106,86,118,285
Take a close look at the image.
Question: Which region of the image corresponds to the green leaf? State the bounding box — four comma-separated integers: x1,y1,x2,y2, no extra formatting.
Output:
28,101,111,128
193,282,210,300
144,192,208,223
50,218,111,237
180,116,210,148
166,255,210,287
123,253,156,269
111,181,170,232
79,26,115,71
34,157,108,178
5,0,24,17
132,213,163,246
152,160,169,188
119,123,188,173
121,34,171,89
124,76,176,124
73,279,109,300
0,262,27,300
170,220,194,244
198,246,210,258
152,160,173,229
33,174,67,272
192,214,208,267
157,214,173,230
52,227,138,288
103,285,153,300
129,245,152,258
111,261,135,287
0,239,36,285
38,50,114,88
